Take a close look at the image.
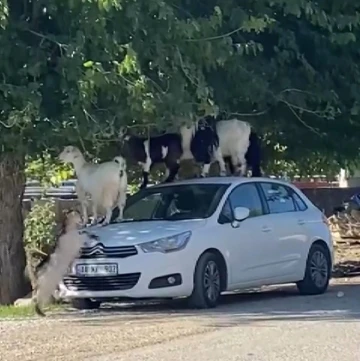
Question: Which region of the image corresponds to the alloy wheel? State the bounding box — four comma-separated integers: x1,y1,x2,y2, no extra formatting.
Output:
310,250,328,288
203,260,221,302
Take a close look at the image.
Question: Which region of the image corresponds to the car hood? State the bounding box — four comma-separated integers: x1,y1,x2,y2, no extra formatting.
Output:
81,219,207,247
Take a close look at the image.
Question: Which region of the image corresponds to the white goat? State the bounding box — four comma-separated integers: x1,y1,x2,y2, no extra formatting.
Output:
217,119,251,175
59,146,128,226
33,210,85,316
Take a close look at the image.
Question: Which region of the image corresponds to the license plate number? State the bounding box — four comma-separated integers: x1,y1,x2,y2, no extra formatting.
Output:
76,264,118,277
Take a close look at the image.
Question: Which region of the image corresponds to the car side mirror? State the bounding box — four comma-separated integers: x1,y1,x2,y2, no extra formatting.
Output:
233,207,250,221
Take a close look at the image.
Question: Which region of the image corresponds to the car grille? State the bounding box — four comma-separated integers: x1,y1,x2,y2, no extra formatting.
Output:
79,244,138,259
63,273,141,291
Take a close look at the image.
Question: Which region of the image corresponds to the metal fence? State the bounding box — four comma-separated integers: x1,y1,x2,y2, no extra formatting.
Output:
24,179,78,201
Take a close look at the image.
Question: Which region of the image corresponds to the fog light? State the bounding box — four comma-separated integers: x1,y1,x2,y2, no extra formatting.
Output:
167,276,176,284
148,273,182,289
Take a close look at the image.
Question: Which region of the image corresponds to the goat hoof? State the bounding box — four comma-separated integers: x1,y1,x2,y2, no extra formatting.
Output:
220,171,227,177
101,222,109,227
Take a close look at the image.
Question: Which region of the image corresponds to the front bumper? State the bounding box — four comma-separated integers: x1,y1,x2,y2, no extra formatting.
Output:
59,249,194,300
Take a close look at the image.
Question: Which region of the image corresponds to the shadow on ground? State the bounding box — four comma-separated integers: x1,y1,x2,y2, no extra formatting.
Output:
57,281,360,327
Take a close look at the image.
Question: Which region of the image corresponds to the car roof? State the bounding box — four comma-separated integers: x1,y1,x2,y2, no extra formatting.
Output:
149,176,296,188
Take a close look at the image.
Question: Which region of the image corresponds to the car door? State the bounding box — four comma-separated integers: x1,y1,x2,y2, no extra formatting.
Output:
258,181,309,279
217,182,276,286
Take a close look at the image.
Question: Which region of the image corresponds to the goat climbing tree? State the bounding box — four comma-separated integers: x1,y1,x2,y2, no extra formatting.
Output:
1,0,360,303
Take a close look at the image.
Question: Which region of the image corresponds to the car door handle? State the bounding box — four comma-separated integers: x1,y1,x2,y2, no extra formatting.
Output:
297,219,305,225
261,226,272,233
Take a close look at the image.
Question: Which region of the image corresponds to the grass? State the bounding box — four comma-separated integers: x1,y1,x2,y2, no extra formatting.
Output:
0,303,66,319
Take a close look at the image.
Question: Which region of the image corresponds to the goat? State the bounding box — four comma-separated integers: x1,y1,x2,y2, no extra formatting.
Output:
33,209,84,317
183,117,262,177
119,128,182,189
179,116,227,178
224,129,262,177
59,146,128,226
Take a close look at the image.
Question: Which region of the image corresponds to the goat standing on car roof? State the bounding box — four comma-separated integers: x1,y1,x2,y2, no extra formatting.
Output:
179,115,227,178
119,121,226,188
184,116,262,177
119,127,183,189
59,146,128,226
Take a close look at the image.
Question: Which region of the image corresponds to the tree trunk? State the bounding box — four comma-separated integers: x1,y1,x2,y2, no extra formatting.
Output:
0,153,27,304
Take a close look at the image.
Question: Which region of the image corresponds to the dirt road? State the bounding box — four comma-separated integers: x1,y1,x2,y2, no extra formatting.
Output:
1,277,360,361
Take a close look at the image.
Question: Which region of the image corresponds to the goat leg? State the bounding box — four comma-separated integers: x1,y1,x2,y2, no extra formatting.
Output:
140,171,149,189
224,157,235,175
33,295,46,317
251,163,262,177
164,162,180,183
200,163,211,178
115,192,127,223
90,202,98,225
102,207,112,226
240,163,247,176
76,184,89,226
81,201,89,226
214,148,227,176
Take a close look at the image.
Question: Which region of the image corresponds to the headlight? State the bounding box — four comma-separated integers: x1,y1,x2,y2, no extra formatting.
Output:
139,231,192,254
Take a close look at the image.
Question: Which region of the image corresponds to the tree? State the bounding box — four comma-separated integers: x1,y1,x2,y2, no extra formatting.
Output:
1,0,360,303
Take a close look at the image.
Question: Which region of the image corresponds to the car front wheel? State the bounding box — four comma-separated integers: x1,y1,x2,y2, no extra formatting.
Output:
297,243,331,295
188,252,222,309
71,298,101,310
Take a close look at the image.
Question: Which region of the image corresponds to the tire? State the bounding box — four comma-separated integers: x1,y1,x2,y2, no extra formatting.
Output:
296,243,331,295
188,252,223,309
71,298,101,310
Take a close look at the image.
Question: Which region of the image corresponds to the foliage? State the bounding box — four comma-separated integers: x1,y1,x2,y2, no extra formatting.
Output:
24,200,57,255
3,0,360,303
25,152,74,186
0,0,360,168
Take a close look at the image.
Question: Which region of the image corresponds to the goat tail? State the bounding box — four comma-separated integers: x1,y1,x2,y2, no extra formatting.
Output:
33,230,87,316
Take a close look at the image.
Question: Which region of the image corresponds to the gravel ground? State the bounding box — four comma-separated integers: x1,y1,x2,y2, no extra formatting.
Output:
0,313,210,361
2,239,360,361
1,277,360,361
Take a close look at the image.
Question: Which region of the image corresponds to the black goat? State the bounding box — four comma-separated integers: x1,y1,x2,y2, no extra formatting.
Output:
179,116,226,177
120,130,183,189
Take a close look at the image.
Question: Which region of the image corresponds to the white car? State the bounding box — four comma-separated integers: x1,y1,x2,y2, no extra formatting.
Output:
59,177,334,310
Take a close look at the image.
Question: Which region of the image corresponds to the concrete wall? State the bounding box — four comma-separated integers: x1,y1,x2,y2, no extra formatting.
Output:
302,187,360,216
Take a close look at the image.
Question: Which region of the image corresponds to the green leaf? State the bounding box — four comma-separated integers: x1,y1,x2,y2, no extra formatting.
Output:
83,61,94,68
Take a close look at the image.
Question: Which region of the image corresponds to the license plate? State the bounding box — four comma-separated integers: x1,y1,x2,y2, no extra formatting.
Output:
76,263,118,277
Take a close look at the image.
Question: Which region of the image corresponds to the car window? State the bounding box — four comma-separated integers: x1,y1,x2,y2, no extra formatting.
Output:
292,191,308,211
260,182,297,214
124,193,163,220
227,183,264,218
123,184,229,221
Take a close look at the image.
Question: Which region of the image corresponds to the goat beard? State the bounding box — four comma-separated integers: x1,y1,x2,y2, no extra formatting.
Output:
33,230,87,316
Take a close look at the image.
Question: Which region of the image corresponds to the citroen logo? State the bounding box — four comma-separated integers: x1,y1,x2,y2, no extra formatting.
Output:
94,248,104,255
87,243,105,256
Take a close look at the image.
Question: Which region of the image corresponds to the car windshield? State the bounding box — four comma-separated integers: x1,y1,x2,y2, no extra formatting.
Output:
122,183,230,222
